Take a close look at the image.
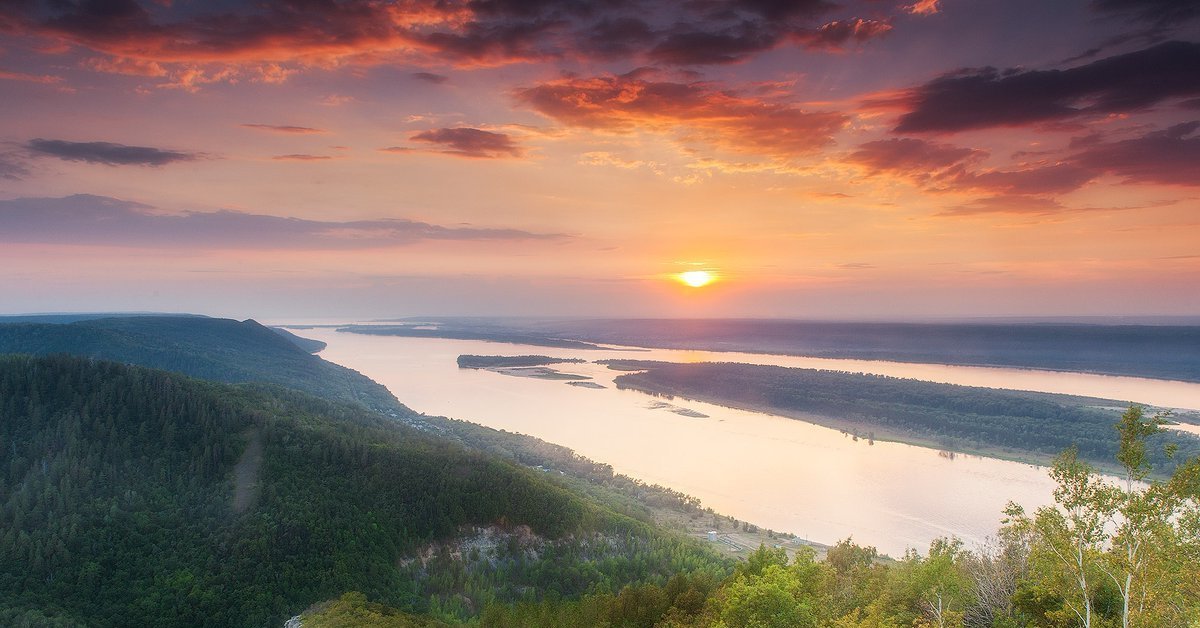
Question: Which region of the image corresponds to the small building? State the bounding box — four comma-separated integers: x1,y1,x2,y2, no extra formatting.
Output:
707,530,717,542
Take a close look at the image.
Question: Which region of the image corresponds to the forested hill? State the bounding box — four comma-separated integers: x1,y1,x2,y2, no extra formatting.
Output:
0,355,728,627
0,316,395,412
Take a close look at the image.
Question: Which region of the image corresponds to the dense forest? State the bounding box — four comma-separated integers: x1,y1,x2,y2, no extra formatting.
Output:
606,360,1200,472
0,355,730,626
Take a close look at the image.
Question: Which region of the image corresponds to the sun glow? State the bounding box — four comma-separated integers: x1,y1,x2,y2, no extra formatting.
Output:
679,270,714,288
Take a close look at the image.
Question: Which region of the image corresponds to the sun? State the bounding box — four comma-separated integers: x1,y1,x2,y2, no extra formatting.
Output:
679,270,714,288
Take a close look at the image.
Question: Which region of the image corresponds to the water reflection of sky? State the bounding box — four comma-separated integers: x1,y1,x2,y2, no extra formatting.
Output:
294,327,1134,556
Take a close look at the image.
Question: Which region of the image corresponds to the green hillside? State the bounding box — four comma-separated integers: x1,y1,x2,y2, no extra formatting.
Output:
0,355,727,627
0,316,396,412
0,316,725,530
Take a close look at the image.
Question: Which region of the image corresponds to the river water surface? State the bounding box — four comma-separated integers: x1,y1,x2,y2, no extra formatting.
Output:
291,326,1200,556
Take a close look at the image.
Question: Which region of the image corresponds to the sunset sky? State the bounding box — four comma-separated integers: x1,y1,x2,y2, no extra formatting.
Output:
1,0,1197,319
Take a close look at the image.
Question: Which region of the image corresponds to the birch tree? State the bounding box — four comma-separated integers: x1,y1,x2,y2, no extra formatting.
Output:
1005,449,1115,628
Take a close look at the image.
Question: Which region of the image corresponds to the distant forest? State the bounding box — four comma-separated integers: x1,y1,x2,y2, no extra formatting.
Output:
410,318,1200,382
606,360,1200,472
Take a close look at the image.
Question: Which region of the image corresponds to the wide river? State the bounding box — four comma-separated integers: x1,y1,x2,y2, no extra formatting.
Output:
290,325,1200,557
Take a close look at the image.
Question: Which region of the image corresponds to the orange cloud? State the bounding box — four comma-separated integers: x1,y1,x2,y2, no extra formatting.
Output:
82,56,167,77
905,0,941,16
0,69,63,84
515,73,847,158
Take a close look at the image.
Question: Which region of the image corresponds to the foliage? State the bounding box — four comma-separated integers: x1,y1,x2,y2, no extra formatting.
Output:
1006,406,1200,628
301,592,452,628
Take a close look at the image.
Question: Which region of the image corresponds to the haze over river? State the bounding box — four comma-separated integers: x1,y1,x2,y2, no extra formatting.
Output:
292,325,1200,556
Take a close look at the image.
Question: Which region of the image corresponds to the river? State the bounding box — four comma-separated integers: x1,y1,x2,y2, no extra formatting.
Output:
289,325,1200,556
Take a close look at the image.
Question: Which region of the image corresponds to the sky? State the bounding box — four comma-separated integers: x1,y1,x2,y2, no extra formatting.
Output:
0,0,1198,320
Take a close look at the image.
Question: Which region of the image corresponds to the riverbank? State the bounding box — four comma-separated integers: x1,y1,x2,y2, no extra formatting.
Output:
602,359,1200,478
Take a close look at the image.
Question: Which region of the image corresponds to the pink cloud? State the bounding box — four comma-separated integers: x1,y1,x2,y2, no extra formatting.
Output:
516,73,847,158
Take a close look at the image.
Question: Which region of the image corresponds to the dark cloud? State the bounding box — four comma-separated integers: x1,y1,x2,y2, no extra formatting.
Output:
0,194,565,249
412,71,449,84
241,123,326,134
413,19,564,64
579,17,656,57
20,0,405,63
26,138,199,166
955,163,1096,195
1091,0,1200,27
466,0,615,19
894,41,1200,133
516,73,847,157
643,15,891,65
647,22,779,64
1069,121,1200,186
683,0,835,22
409,127,524,158
5,0,892,83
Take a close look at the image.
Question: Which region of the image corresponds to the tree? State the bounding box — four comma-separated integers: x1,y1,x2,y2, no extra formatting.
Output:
1006,405,1200,628
959,532,1029,628
1102,406,1166,628
1101,406,1200,628
1005,448,1114,628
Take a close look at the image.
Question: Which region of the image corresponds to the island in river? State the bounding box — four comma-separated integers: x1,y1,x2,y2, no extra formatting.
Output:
457,354,585,368
604,359,1200,475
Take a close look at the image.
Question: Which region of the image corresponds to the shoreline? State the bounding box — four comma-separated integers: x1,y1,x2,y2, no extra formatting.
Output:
611,380,1146,475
